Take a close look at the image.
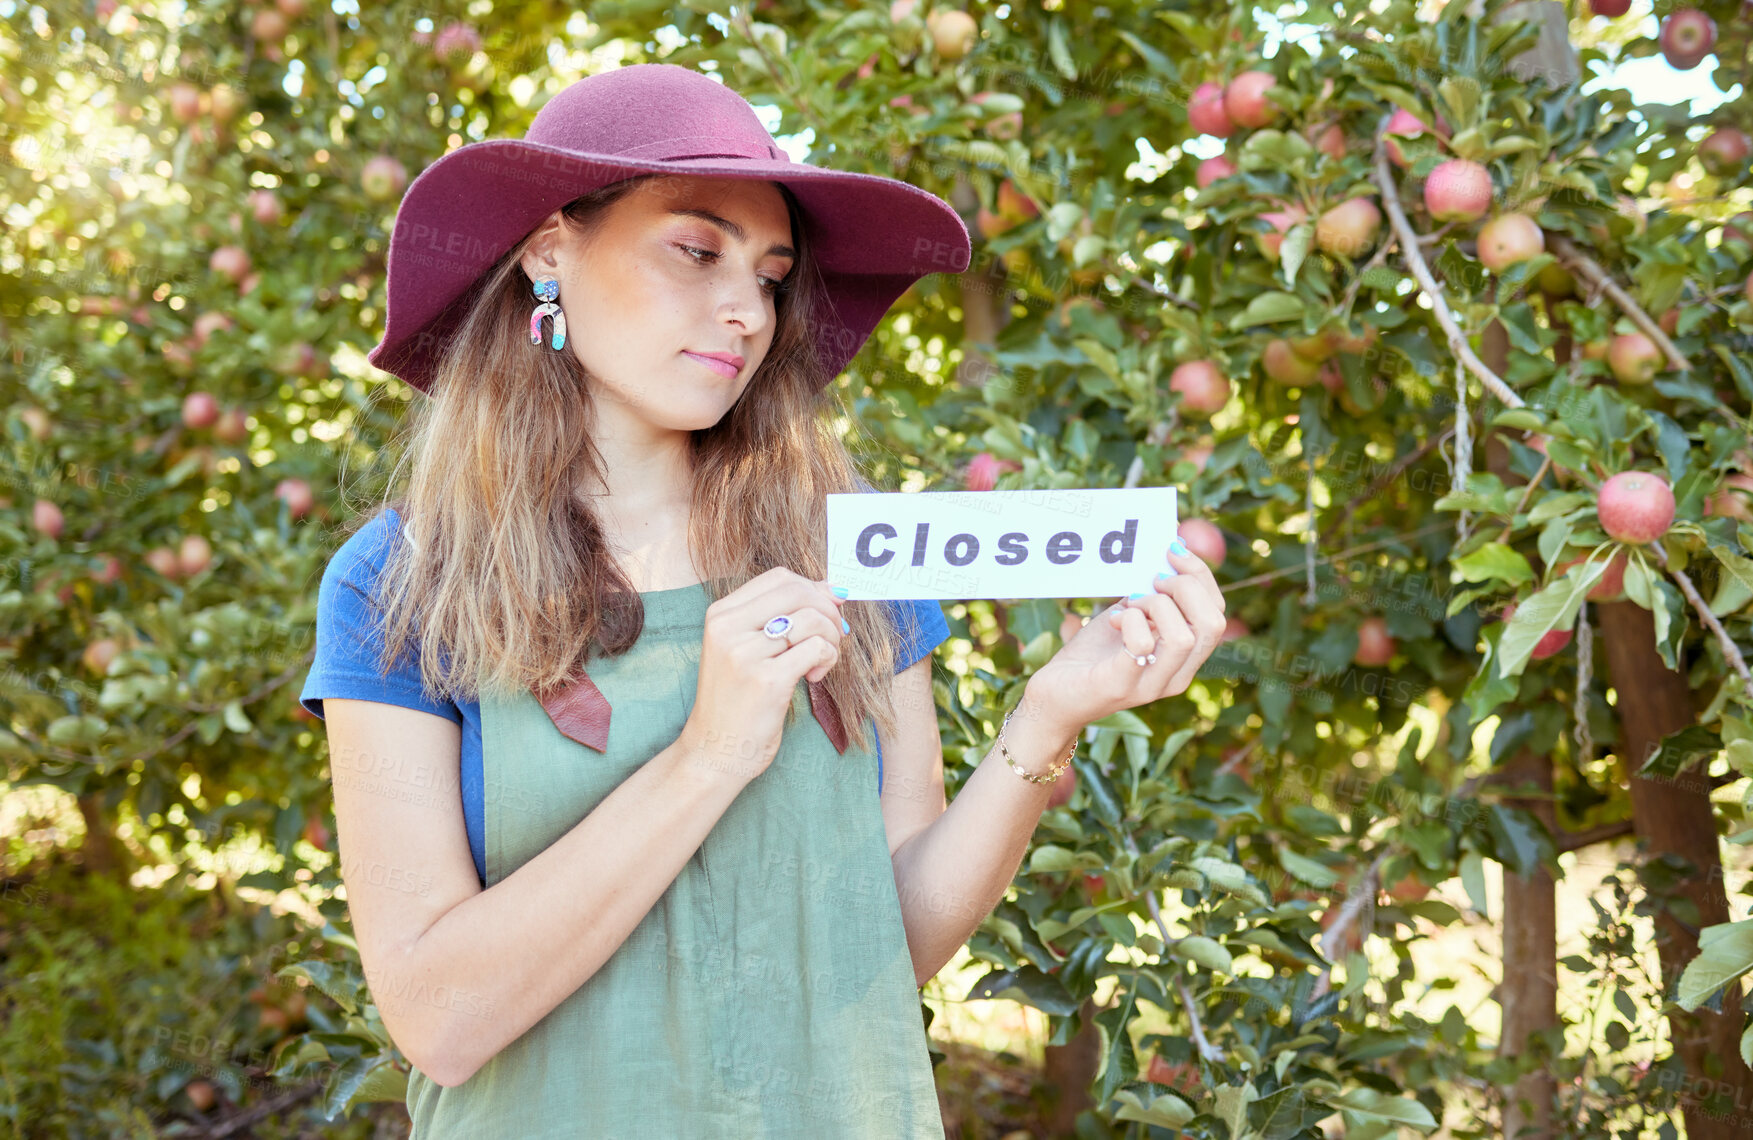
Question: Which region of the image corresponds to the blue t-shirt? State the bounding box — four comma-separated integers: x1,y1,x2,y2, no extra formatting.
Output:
300,507,951,886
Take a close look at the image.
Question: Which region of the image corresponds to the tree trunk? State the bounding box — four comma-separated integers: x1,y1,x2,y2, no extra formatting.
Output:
1041,997,1100,1135
76,792,135,882
1597,599,1753,1130
948,174,1011,388
1497,749,1557,1139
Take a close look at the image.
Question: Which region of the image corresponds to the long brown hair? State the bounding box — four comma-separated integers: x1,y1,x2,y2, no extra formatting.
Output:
343,173,916,754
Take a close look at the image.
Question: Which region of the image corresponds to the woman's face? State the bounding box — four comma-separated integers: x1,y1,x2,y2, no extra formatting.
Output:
520,175,796,434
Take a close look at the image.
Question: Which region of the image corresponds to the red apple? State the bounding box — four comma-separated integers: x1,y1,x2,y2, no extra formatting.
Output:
1476,213,1544,273
276,0,309,15
19,407,51,440
90,554,124,585
1423,159,1492,222
209,245,251,283
1659,9,1716,70
1177,519,1226,567
248,189,284,225
167,82,202,124
145,547,181,577
302,814,331,851
975,206,1011,240
1176,441,1215,472
1504,601,1573,659
1590,0,1630,14
1555,552,1629,601
360,155,409,203
1726,211,1753,247
432,21,483,64
274,341,321,379
1221,616,1249,641
82,638,120,675
996,180,1038,222
191,311,233,347
178,534,214,577
1597,471,1675,543
1386,874,1433,904
890,0,918,20
1707,477,1753,521
250,7,288,42
185,1079,216,1112
1262,338,1320,385
32,499,64,539
213,409,249,445
926,8,978,60
1382,108,1433,168
1169,360,1230,417
1223,71,1278,130
1354,616,1395,666
1607,332,1661,385
1314,197,1382,257
182,392,220,429
1700,128,1751,178
1310,123,1347,161
1187,82,1233,138
1318,361,1343,394
1195,155,1237,189
966,452,1002,492
208,84,242,126
1256,205,1307,261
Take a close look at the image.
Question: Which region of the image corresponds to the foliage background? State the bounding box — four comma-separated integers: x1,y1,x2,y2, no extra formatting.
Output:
3,0,1753,1135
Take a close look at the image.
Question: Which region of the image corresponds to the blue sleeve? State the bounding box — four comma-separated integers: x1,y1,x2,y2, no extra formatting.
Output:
882,597,949,673
299,509,462,726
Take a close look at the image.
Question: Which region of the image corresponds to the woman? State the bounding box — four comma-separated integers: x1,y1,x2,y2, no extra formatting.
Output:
300,63,1225,1137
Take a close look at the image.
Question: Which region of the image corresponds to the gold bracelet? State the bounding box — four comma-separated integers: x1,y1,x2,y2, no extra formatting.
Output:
995,704,1075,785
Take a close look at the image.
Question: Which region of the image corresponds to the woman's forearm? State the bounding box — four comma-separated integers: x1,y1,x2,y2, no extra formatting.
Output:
890,682,1084,986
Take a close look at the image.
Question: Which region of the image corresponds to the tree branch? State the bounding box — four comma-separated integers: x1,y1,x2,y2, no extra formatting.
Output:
1646,542,1753,702
1548,234,1690,373
1555,819,1635,853
1370,137,1524,410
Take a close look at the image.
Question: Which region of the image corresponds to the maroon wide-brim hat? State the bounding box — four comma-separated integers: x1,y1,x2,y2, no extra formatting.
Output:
367,62,973,394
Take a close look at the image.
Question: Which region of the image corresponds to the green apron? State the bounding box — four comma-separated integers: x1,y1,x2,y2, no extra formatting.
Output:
405,581,946,1138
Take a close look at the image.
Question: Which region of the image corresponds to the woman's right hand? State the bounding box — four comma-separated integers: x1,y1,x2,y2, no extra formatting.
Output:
681,567,848,781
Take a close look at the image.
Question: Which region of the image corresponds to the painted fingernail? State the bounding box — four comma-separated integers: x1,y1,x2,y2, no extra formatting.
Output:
841,618,850,634
831,585,849,598
1156,570,1174,580
1170,539,1191,557
1129,591,1146,599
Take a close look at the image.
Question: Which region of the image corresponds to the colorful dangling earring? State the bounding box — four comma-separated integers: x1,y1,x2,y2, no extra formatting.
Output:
529,276,566,350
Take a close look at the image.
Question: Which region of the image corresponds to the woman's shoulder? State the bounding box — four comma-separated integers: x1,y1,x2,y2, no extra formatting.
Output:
322,506,408,584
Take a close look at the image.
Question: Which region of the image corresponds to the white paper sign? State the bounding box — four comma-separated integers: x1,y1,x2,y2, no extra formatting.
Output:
825,487,1179,601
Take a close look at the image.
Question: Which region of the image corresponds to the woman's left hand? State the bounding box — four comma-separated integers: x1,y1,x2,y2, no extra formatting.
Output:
1022,542,1228,734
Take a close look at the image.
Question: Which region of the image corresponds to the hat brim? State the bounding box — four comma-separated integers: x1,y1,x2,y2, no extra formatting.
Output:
367,138,973,393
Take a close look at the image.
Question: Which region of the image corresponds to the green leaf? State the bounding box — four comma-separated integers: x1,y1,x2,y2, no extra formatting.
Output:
1029,844,1082,873
223,699,254,735
1174,934,1233,974
1639,725,1721,780
1279,848,1341,888
1229,291,1305,329
1113,1089,1196,1128
967,966,1081,1016
1677,919,1753,1011
1454,544,1534,586
1486,805,1546,876
1461,852,1489,919
278,960,360,1016
1329,1086,1440,1130
1527,491,1592,524
1499,563,1603,676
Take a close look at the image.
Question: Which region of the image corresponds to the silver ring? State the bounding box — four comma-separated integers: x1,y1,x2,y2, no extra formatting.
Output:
762,614,794,641
1134,653,1157,667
